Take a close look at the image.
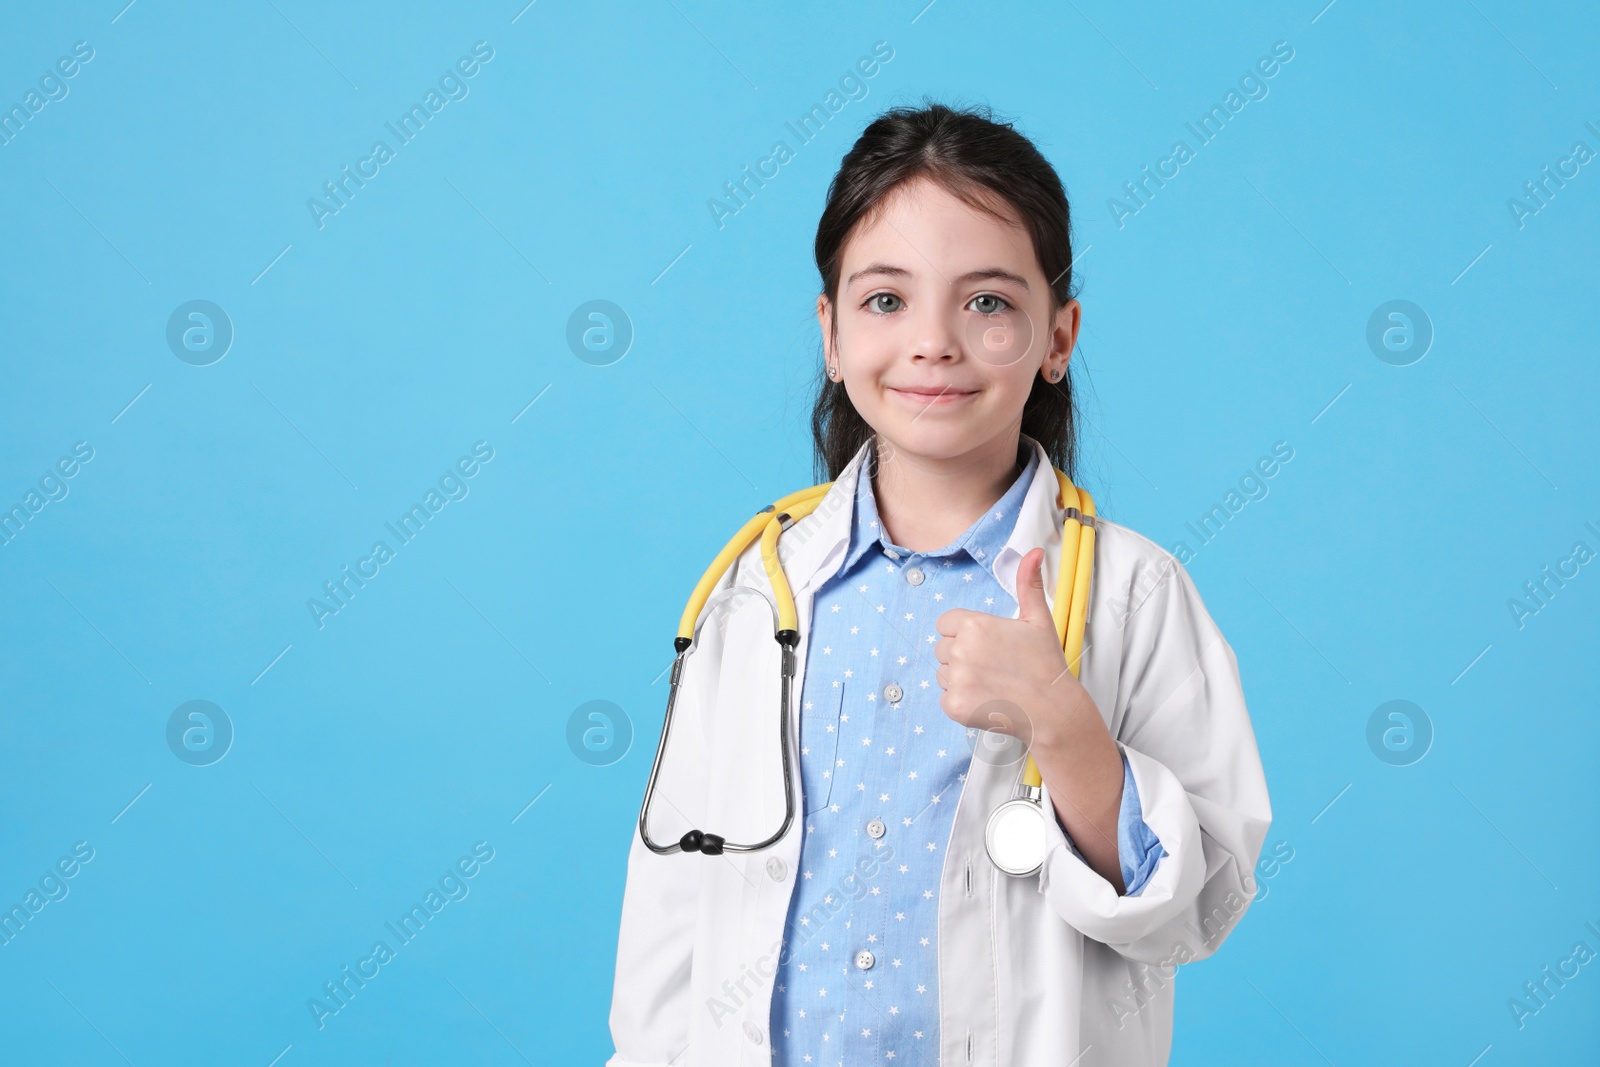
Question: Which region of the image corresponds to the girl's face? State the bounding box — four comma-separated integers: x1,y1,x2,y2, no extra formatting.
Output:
818,176,1080,468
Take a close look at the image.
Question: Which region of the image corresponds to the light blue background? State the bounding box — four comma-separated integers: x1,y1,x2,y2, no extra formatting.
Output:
2,1,1596,1064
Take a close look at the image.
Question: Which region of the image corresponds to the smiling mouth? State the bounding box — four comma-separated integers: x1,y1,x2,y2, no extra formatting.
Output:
888,386,978,405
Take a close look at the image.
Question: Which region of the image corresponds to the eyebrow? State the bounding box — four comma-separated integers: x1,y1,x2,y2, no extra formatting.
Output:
844,263,1032,291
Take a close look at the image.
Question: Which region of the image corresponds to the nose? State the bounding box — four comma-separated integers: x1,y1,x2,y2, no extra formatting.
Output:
910,301,961,364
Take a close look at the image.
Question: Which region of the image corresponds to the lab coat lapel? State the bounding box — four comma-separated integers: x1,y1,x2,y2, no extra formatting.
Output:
772,438,872,604
990,435,1068,611
940,435,1071,1066
720,438,867,848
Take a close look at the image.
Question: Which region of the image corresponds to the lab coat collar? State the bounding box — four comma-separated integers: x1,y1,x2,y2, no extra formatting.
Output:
778,433,1066,612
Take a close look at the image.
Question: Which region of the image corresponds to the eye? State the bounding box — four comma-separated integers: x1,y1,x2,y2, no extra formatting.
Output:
969,293,1011,315
862,291,904,314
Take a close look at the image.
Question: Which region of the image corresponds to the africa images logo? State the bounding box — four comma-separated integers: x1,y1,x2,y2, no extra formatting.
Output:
307,842,495,1030
306,441,494,629
306,41,495,230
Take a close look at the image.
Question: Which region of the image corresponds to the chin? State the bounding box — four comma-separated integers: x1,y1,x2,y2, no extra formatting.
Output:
874,420,978,461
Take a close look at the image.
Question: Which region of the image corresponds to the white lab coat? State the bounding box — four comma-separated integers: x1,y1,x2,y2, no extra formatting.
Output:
608,435,1272,1066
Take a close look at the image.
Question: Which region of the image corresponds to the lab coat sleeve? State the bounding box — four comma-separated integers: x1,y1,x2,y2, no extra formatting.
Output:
607,601,726,1066
1034,548,1271,966
1054,752,1166,896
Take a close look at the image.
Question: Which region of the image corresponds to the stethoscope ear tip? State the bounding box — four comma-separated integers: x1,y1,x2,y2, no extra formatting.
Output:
680,829,726,855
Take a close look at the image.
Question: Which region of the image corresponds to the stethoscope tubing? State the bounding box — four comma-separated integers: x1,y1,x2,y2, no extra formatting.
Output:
637,462,1095,867
639,490,826,856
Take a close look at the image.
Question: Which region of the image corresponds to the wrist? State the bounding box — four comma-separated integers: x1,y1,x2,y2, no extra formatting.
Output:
1028,683,1101,756
1029,688,1122,815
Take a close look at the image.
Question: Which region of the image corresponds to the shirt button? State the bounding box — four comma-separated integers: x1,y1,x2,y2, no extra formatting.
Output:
883,683,903,704
855,949,876,970
884,547,900,560
906,566,925,586
744,1021,764,1045
766,856,787,881
866,818,886,839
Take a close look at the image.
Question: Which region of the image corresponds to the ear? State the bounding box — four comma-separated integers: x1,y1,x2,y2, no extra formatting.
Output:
1046,297,1081,378
817,294,834,362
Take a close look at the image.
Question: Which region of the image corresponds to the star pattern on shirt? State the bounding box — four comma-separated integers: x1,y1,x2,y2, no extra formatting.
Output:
771,443,1103,1066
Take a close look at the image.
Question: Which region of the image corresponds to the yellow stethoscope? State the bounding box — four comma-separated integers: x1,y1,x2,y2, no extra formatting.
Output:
637,463,1097,879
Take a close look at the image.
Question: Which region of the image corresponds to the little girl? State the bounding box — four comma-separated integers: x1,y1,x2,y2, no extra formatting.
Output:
609,101,1271,1067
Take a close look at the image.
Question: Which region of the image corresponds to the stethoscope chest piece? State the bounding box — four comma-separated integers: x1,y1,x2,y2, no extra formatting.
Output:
984,794,1047,878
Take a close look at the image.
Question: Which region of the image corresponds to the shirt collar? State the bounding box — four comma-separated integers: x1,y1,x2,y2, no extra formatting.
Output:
774,432,1070,613
840,437,1040,579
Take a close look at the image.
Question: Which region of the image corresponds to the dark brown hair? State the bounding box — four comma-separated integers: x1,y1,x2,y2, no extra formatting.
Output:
809,98,1083,484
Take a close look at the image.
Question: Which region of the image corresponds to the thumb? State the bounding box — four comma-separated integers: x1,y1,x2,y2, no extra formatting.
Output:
1015,547,1054,628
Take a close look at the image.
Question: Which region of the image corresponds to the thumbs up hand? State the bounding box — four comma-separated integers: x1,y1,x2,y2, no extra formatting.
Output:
937,546,1129,891
933,547,1093,747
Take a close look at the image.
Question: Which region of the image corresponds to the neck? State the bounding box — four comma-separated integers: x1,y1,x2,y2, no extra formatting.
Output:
871,433,1025,553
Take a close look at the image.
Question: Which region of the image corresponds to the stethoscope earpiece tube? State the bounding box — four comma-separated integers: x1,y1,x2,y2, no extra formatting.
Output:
638,485,830,858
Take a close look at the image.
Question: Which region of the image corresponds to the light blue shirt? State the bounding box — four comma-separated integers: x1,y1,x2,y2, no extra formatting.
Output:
769,442,1165,1065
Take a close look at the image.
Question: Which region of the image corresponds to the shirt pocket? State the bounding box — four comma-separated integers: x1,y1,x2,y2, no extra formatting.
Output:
800,683,844,817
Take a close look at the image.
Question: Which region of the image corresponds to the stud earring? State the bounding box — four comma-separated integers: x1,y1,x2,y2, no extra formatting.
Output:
1050,368,1062,381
